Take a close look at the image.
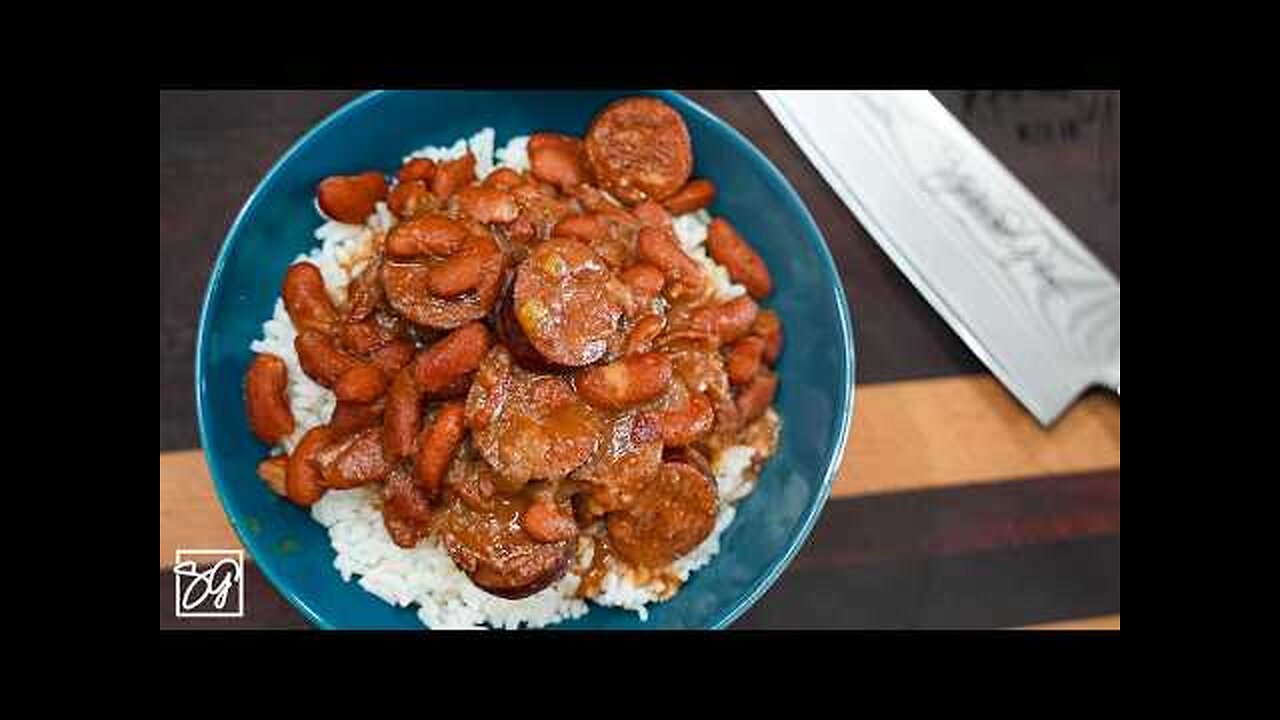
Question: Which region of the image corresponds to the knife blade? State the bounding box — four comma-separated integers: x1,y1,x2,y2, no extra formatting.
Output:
758,90,1120,426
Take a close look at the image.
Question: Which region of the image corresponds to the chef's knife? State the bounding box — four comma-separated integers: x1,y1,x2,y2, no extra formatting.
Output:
758,90,1120,426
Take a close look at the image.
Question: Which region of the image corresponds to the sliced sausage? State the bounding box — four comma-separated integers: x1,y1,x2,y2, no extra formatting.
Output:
382,232,506,329
706,217,772,298
439,493,577,599
282,263,339,335
444,454,498,513
512,237,623,367
607,460,717,569
571,411,663,517
663,179,716,215
529,132,591,190
574,353,672,411
317,426,393,489
431,152,477,200
382,464,433,549
584,96,693,205
657,390,715,447
286,426,332,507
465,346,602,489
244,353,294,444
415,402,466,499
317,172,387,224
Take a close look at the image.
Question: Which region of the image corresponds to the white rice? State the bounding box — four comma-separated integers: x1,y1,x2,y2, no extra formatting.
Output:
251,129,770,628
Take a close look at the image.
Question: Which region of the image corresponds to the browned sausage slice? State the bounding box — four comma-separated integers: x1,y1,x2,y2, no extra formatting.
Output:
465,346,602,490
584,96,693,205
571,411,663,517
606,460,717,569
381,231,506,329
512,238,623,367
438,493,577,599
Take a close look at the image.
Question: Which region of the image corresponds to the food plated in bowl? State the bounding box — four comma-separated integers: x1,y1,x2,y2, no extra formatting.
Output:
197,91,854,629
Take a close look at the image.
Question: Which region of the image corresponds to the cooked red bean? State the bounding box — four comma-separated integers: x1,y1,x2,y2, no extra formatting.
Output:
328,397,385,436
620,263,666,306
342,258,383,323
282,263,338,335
529,132,591,190
294,329,361,387
553,213,607,244
317,172,387,224
725,336,766,386
483,167,523,191
658,390,715,447
383,368,423,458
382,464,433,548
706,217,772,298
736,370,778,422
412,321,492,395
318,426,393,489
456,185,519,224
520,497,579,543
397,158,437,184
367,338,417,376
257,455,289,496
752,309,784,365
689,296,759,344
244,354,294,444
575,353,673,411
512,238,624,367
333,364,388,403
385,214,468,259
623,314,666,355
606,460,717,568
637,227,704,300
585,97,693,205
431,152,477,200
631,200,671,230
415,402,466,498
286,426,332,507
663,179,716,215
387,180,436,219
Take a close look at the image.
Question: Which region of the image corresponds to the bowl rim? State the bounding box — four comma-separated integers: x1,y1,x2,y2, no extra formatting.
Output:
195,89,856,630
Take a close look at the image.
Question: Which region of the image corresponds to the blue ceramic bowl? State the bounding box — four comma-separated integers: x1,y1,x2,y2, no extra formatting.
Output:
196,90,855,629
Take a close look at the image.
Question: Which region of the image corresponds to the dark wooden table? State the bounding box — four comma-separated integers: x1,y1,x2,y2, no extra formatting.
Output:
159,90,1120,629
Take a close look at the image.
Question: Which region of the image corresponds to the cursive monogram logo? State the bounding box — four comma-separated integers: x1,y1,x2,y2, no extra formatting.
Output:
174,549,244,618
918,153,1066,296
